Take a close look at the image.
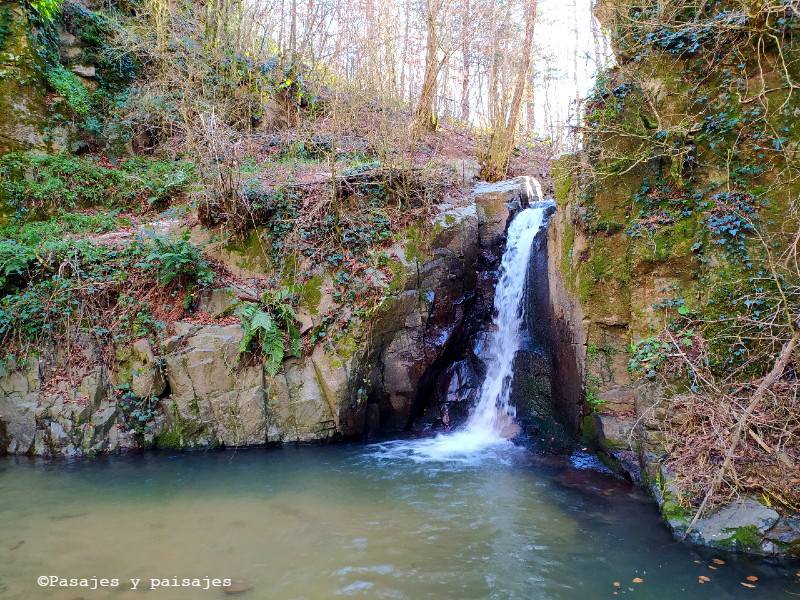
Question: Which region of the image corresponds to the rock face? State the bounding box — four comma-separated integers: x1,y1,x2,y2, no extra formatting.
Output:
0,3,71,156
676,499,780,553
0,178,535,455
542,0,800,557
548,155,800,556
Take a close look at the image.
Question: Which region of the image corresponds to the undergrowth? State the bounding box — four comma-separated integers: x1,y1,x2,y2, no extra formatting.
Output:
0,152,195,219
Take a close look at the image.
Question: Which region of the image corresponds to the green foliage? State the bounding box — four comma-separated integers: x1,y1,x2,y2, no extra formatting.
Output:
235,176,407,270
628,337,676,379
140,231,213,289
0,5,15,49
22,0,136,139
0,153,194,219
238,287,302,376
585,382,605,411
44,65,91,114
0,239,136,346
118,390,159,434
0,240,36,293
62,2,137,91
27,0,62,23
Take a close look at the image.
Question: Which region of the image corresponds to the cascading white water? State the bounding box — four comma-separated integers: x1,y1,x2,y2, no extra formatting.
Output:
377,192,554,462
464,204,550,438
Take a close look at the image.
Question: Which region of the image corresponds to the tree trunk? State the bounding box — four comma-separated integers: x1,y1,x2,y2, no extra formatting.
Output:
414,0,444,131
480,0,537,181
460,0,471,122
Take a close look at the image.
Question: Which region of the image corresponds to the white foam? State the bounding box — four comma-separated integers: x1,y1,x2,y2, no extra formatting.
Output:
373,194,554,463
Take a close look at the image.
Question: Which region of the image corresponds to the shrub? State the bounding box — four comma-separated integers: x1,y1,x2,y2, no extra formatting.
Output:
27,0,62,23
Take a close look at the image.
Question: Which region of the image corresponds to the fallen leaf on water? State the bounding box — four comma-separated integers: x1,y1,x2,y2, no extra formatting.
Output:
712,558,725,565
632,578,643,583
746,576,758,582
741,583,756,588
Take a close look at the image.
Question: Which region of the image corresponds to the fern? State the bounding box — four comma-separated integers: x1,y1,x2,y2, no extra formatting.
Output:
238,288,302,376
140,231,213,287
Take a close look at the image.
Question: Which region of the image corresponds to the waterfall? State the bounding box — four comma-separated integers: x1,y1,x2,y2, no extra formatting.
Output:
377,191,554,462
464,204,551,439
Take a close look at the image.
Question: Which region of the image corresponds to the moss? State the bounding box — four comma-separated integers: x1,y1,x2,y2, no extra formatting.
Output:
590,252,608,282
335,331,358,361
719,525,762,551
223,228,271,274
552,156,573,203
661,498,692,523
154,429,183,449
386,258,409,293
0,4,67,157
401,223,427,264
577,272,593,303
479,195,509,224
560,220,576,278
299,274,323,315
580,413,599,442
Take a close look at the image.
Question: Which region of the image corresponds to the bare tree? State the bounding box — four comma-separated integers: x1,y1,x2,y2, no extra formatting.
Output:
479,0,538,180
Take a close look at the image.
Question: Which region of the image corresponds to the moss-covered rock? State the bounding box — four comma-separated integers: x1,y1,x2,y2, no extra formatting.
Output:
0,3,70,156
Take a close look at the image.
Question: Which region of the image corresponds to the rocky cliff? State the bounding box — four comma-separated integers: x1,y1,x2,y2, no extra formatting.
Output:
548,1,800,556
0,177,537,456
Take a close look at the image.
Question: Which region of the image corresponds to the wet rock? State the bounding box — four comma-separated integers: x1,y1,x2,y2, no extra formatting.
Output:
761,517,800,556
683,498,779,551
436,359,478,405
595,414,636,449
474,180,513,250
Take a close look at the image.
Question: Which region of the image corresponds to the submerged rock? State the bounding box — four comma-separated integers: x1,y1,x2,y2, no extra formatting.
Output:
223,579,254,595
